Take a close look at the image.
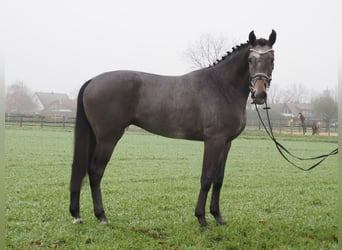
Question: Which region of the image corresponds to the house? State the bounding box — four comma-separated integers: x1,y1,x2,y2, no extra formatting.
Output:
33,92,76,117
281,103,313,119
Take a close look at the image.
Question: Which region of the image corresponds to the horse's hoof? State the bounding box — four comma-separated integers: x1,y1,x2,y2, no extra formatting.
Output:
197,217,209,229
72,217,83,224
98,215,108,224
215,217,227,225
100,219,108,225
200,224,211,231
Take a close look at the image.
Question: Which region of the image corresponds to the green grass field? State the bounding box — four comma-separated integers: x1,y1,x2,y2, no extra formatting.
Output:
5,128,338,249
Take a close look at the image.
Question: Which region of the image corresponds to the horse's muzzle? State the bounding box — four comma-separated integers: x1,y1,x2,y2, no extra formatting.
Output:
250,80,267,105
251,92,267,105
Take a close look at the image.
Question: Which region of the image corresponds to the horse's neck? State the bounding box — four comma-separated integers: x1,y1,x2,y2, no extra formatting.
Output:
211,48,250,99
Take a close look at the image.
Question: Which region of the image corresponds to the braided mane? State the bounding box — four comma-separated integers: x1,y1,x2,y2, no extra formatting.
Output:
209,37,269,67
209,42,249,67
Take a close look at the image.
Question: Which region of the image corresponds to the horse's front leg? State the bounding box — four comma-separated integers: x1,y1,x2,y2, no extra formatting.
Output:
210,141,231,225
195,138,230,227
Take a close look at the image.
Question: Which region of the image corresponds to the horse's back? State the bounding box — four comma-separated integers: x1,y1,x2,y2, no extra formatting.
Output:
82,69,247,141
82,70,205,140
133,72,205,139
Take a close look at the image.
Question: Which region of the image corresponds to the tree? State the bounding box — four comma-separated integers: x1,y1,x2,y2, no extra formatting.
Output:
311,89,338,134
281,83,309,104
183,33,234,69
267,83,281,104
5,81,37,114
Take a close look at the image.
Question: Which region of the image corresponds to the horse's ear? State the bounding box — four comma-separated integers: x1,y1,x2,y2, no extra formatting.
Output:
268,29,276,46
249,31,256,46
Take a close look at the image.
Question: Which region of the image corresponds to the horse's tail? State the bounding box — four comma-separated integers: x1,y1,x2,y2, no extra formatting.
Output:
70,80,95,192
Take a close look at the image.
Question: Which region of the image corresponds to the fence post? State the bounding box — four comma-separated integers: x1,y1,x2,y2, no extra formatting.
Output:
62,116,66,128
40,116,44,128
290,118,294,135
19,116,23,127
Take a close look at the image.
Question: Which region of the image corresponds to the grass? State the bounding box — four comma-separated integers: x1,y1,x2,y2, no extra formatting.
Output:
5,127,338,249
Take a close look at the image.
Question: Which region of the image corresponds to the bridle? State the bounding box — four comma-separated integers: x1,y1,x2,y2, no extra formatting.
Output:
250,73,272,90
248,48,274,92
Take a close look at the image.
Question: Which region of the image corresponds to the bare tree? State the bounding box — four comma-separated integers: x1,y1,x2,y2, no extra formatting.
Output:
183,33,235,69
5,81,37,114
267,83,282,104
281,83,309,103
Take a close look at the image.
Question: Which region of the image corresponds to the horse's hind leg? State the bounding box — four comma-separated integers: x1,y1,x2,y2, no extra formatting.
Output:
88,140,117,224
70,191,82,223
70,136,96,223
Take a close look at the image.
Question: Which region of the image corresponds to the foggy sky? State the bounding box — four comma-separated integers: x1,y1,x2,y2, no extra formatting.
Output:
2,0,339,98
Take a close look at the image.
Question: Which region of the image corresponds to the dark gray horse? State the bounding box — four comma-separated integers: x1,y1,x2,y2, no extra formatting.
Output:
69,30,276,227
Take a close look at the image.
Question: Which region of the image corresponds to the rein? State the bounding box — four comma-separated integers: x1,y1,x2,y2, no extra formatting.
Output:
254,103,338,171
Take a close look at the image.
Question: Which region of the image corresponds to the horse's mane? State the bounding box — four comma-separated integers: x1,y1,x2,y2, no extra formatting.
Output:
209,42,249,67
209,38,268,67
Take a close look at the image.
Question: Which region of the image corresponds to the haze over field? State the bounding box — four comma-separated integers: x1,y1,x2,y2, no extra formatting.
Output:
2,0,339,97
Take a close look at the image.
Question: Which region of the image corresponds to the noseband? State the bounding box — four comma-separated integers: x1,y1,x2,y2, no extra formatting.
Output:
250,73,272,87
249,48,274,91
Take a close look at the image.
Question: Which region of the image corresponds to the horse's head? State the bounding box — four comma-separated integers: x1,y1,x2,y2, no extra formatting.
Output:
248,30,276,105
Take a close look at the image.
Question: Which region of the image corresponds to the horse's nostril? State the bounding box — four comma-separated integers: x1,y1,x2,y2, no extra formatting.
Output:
251,98,265,105
258,91,267,99
252,90,267,99
251,91,267,105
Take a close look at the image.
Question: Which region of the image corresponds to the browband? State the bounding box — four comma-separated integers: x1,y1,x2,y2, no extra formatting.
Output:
249,49,274,55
